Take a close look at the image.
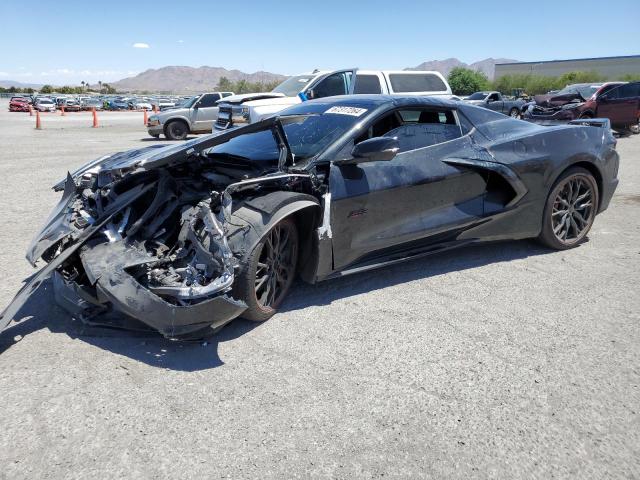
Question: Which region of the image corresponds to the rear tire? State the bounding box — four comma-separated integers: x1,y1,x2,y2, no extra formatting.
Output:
233,218,298,322
538,167,598,250
164,120,189,140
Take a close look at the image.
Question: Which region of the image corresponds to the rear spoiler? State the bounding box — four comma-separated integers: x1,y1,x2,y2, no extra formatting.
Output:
568,118,611,129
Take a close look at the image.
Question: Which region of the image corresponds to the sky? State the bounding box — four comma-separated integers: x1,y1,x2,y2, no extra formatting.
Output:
1,0,638,85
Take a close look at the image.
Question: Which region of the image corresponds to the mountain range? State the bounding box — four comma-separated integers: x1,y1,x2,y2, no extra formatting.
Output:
405,57,518,79
109,66,287,93
1,58,519,93
108,58,516,92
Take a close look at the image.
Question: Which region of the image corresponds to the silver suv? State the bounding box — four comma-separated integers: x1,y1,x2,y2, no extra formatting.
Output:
146,92,233,140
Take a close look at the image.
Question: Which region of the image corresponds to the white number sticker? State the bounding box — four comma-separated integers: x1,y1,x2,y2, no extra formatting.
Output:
325,106,368,117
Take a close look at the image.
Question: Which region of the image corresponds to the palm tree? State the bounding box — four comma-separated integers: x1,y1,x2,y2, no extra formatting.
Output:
81,81,85,91
98,81,103,93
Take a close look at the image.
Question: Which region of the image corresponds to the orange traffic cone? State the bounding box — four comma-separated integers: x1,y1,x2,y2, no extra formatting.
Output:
61,106,65,116
143,108,148,125
35,110,42,130
92,107,98,128
29,106,33,117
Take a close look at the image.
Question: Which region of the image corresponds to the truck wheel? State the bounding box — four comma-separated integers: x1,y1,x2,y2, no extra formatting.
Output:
509,108,520,119
233,217,298,322
629,120,639,135
164,120,189,140
579,112,593,119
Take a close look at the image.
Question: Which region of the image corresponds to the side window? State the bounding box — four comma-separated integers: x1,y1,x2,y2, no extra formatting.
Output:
357,108,462,153
354,74,382,94
603,87,621,100
222,92,233,98
387,73,447,93
488,93,500,101
198,94,221,108
313,72,352,98
617,82,640,99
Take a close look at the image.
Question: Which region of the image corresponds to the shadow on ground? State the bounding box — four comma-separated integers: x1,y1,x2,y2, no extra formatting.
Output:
0,239,550,371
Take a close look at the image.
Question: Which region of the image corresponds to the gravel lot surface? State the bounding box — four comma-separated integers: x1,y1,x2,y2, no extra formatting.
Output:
0,100,638,479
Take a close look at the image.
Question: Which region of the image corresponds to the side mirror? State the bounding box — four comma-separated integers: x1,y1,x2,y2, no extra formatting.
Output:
339,137,399,165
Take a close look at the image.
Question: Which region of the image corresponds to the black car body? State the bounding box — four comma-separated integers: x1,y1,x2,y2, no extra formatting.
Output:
0,96,619,339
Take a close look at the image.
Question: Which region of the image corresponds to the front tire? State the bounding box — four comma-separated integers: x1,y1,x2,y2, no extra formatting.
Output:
234,218,298,322
164,120,189,140
538,167,599,250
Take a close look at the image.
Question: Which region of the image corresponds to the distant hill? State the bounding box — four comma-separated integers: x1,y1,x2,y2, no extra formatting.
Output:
406,57,519,80
0,80,43,89
110,66,287,93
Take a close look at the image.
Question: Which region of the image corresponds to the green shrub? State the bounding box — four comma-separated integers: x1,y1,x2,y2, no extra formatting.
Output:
447,67,490,96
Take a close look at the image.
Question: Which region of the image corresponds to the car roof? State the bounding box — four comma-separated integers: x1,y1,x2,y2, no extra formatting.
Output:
299,94,458,109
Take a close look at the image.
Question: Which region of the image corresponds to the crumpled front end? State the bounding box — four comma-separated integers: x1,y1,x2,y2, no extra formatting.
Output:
523,102,584,124
24,170,247,338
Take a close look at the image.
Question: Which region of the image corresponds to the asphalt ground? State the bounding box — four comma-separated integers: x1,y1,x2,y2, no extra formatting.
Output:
0,100,638,479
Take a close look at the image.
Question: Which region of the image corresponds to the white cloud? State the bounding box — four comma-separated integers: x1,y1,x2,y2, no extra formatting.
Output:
0,71,9,77
177,39,185,43
132,42,150,49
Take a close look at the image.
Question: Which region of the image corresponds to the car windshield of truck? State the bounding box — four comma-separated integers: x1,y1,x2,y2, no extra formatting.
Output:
205,113,360,164
467,92,488,100
271,75,314,97
178,96,198,108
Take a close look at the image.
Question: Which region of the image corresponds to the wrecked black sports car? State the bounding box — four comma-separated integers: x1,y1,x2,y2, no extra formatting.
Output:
0,96,619,339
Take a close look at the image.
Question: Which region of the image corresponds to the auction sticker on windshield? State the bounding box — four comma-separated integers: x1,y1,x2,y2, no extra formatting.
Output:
325,106,367,117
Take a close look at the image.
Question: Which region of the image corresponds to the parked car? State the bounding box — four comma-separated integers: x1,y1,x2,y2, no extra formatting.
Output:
146,92,234,140
151,98,177,111
9,96,30,112
215,68,452,130
81,98,103,111
523,82,640,133
108,98,130,110
0,95,619,340
34,97,56,112
128,98,153,110
463,91,525,118
57,98,82,112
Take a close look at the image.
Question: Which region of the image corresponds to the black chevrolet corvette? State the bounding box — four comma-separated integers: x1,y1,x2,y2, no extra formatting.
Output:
0,96,619,338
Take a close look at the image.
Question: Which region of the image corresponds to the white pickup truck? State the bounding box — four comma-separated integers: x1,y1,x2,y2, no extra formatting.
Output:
214,68,452,130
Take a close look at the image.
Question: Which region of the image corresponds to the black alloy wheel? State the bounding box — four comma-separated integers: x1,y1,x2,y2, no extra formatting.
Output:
235,218,298,321
539,167,598,250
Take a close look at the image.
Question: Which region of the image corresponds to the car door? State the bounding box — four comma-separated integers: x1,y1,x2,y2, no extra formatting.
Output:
328,108,489,270
597,83,640,128
306,69,356,100
192,93,221,132
486,93,503,113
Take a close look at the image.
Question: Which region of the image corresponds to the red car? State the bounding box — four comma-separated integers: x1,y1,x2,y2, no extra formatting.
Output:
524,82,640,133
9,96,31,112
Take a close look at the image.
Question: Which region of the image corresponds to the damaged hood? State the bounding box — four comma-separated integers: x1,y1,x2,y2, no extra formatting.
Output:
534,92,585,108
